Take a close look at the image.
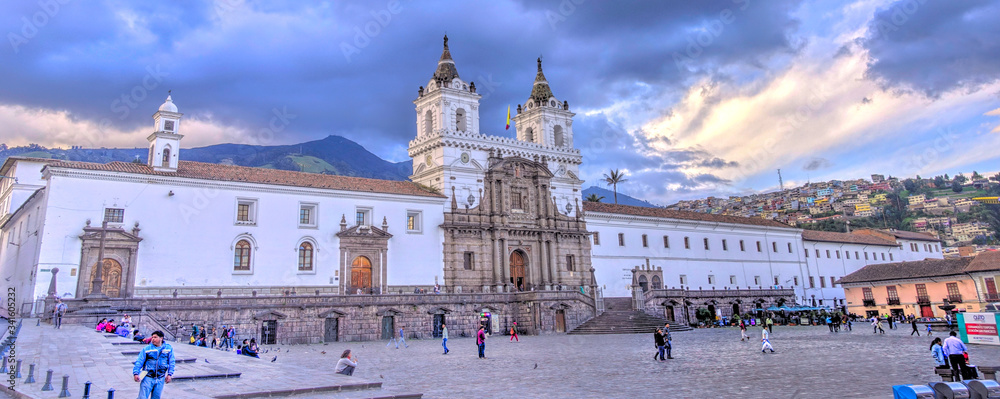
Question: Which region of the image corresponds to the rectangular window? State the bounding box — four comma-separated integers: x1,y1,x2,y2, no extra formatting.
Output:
793,276,799,286
862,287,874,301
730,275,737,284
864,252,869,260
830,276,836,287
722,239,728,251
642,234,648,248
916,283,929,301
740,240,745,251
836,250,840,259
704,238,710,250
889,253,893,261
619,233,625,247
663,235,669,248
708,275,715,285
886,286,899,303
846,251,850,259
463,252,475,270
511,193,523,209
299,203,318,227
356,211,365,226
406,210,422,233
679,275,687,286
774,276,780,286
103,208,124,223
684,237,690,249
881,253,886,261
816,249,821,258
820,276,826,288
805,248,809,258
983,277,997,300
566,255,575,271
236,199,257,225
756,241,762,252
809,276,815,288
772,242,777,252
787,242,793,253
754,276,760,285
947,282,962,302
593,232,600,245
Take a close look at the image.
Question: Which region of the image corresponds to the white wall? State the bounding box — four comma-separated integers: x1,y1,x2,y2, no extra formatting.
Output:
800,240,903,307
30,166,446,298
587,212,806,298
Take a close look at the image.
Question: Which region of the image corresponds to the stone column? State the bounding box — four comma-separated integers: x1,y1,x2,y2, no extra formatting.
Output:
492,238,502,290
539,237,549,290
547,240,556,286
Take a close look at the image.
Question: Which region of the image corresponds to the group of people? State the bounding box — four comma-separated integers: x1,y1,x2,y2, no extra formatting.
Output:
930,331,978,380
652,323,673,360
95,314,134,338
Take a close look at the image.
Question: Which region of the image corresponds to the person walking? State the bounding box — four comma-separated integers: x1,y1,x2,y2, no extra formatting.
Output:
653,328,665,361
386,327,401,349
133,331,175,399
875,318,885,334
926,322,933,337
441,323,449,355
52,298,67,329
930,338,948,370
335,350,358,376
826,316,834,332
761,326,775,353
739,320,749,342
509,322,519,342
397,326,409,348
910,319,920,336
476,326,487,359
943,331,970,380
765,316,773,333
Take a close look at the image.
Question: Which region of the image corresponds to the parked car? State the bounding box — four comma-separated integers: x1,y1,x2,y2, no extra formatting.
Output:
985,302,1000,312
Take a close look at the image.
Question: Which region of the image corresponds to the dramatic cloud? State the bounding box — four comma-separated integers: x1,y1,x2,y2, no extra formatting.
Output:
860,0,1000,98
803,158,832,171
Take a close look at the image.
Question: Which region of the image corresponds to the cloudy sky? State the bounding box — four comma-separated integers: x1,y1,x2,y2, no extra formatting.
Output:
2,0,999,204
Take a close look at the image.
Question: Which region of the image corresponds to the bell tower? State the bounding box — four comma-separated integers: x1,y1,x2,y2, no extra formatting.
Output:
147,94,183,172
410,35,483,194
511,58,575,149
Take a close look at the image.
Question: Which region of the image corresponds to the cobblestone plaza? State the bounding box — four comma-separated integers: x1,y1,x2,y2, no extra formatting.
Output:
5,320,1000,398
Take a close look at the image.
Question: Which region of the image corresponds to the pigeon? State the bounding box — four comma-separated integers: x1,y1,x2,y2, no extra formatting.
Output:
271,356,277,362
379,374,384,379
533,363,538,369
320,351,326,355
285,349,289,352
204,359,210,363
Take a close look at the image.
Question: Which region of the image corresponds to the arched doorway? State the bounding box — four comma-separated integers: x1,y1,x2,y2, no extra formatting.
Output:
732,303,740,317
350,256,372,294
510,251,526,291
638,275,648,291
651,275,661,289
90,258,122,297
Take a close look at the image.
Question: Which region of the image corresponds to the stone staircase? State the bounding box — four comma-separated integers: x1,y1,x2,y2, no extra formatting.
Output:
568,297,692,335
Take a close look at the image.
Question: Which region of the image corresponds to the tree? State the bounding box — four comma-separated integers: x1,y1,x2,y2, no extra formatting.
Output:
973,171,983,180
603,169,628,204
584,193,605,202
934,176,946,188
952,180,964,193
955,173,968,184
990,173,1000,183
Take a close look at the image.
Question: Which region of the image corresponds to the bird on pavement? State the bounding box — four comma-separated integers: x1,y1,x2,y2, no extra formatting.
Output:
271,356,277,362
204,359,210,363
321,351,326,355
533,363,538,369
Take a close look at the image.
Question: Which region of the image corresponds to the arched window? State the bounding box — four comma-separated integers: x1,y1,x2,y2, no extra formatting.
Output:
423,110,433,136
234,240,251,271
161,146,171,165
553,125,564,147
525,127,534,142
298,242,314,271
638,275,649,291
455,108,467,132
651,275,662,289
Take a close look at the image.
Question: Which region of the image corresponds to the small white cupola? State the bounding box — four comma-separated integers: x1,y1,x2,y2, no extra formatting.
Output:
512,57,575,148
147,92,184,172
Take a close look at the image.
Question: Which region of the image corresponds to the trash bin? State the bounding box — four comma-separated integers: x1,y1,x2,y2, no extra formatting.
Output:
893,384,936,399
965,380,1000,399
929,382,971,399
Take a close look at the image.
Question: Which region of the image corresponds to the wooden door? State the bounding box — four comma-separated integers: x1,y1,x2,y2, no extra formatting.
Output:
665,306,675,322
555,310,566,332
324,318,339,342
90,259,122,297
510,251,526,291
432,314,445,338
351,256,372,293
381,316,394,340
261,320,277,345
920,305,934,318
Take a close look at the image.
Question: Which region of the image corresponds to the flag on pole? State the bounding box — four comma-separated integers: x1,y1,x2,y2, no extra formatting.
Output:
505,105,511,130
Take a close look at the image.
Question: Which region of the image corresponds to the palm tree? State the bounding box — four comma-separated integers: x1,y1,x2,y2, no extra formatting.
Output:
603,169,628,204
585,193,605,202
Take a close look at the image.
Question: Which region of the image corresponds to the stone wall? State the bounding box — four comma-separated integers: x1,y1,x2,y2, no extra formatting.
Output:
641,288,796,325
54,291,595,345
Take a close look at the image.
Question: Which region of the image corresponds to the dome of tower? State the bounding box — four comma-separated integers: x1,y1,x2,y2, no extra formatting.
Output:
158,95,178,113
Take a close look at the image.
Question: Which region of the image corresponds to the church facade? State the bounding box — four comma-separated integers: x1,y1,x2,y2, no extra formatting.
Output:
0,37,943,342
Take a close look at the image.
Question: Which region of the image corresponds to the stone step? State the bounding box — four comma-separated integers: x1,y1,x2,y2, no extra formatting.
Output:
212,381,384,399
567,309,692,335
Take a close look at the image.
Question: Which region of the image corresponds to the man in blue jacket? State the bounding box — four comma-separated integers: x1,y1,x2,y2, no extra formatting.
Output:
132,331,175,399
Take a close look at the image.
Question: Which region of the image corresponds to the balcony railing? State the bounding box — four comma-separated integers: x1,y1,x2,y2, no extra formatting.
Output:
948,295,962,303
887,298,900,306
862,299,876,307
916,295,930,304
986,293,1000,301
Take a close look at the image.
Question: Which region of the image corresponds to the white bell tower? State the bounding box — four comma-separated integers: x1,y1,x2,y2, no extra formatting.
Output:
147,93,183,172
511,58,575,149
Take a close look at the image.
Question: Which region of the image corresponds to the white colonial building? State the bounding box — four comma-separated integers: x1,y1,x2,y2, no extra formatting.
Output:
0,36,943,319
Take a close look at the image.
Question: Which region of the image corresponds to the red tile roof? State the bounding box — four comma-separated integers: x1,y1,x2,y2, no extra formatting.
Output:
37,158,445,198
801,230,898,247
583,202,794,229
887,229,941,242
838,257,974,284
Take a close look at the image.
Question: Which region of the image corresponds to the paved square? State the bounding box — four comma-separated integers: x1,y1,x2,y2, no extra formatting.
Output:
7,321,1000,398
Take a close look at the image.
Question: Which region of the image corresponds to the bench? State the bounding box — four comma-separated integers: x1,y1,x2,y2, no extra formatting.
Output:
979,365,999,381
935,368,956,381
